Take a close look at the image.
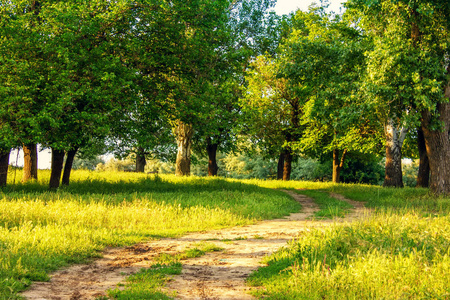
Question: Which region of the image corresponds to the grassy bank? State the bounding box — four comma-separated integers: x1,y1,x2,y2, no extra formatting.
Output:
247,180,450,299
248,212,450,299
0,170,300,299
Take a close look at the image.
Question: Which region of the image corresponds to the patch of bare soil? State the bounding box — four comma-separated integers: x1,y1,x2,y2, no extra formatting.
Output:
21,190,369,300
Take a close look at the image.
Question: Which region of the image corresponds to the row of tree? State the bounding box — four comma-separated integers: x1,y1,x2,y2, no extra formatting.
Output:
240,0,450,195
1,0,449,195
0,0,279,188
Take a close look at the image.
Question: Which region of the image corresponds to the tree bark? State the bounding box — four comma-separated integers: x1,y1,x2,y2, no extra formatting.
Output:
174,122,194,176
277,153,284,180
22,143,38,182
332,149,347,184
136,147,146,173
416,127,430,188
62,148,78,186
49,148,65,189
0,150,10,187
383,119,407,187
421,94,450,195
282,149,292,181
206,142,219,176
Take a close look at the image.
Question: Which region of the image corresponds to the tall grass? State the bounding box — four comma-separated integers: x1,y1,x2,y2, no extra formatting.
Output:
248,212,450,299
0,171,300,299
246,178,450,215
247,180,450,299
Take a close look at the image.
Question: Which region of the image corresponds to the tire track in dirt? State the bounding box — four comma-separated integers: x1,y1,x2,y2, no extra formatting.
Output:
21,190,368,300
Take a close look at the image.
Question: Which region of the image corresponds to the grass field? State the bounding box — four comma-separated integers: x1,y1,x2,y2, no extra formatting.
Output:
1,170,449,299
246,180,450,299
0,170,299,299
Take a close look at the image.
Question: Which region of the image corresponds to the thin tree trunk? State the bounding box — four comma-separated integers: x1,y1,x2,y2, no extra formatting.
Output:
332,149,347,184
174,121,193,176
283,149,292,181
0,150,10,187
22,143,38,182
207,143,219,176
416,127,430,188
49,148,65,189
383,119,407,187
277,153,284,180
62,147,78,186
136,147,146,173
421,96,450,195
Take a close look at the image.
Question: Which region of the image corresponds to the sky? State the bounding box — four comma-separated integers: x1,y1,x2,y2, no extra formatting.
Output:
10,0,347,170
274,0,346,15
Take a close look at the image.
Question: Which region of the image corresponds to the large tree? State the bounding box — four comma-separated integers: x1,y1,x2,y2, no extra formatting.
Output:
0,1,48,184
240,55,301,180
1,0,135,189
347,0,450,194
279,8,382,183
194,0,281,177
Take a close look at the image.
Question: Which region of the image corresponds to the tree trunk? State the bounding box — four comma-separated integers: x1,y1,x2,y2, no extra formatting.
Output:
207,142,219,176
416,127,430,188
283,149,292,181
49,148,65,189
332,149,347,184
383,119,407,187
421,96,450,195
136,147,146,173
174,122,193,176
277,153,284,180
22,143,38,182
0,150,10,187
62,148,78,186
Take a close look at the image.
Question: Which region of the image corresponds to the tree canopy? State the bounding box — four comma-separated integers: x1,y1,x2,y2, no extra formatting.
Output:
1,0,449,195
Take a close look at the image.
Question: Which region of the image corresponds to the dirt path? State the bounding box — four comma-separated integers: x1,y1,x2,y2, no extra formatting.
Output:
21,191,368,300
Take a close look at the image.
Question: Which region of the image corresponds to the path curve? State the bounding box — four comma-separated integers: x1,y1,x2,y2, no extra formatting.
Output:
21,190,366,300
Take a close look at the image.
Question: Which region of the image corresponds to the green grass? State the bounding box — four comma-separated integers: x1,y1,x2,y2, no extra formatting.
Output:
2,171,450,299
248,212,450,299
327,184,449,214
154,242,224,264
247,179,450,215
295,190,353,219
109,242,223,299
247,181,450,299
108,262,182,299
0,170,300,299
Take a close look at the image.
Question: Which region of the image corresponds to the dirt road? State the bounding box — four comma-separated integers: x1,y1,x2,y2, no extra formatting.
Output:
21,190,368,300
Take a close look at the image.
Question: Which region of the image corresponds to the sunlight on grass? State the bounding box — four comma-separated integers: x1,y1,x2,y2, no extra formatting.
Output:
248,212,450,299
1,171,449,299
0,170,300,298
108,262,181,300
109,241,223,299
295,190,353,219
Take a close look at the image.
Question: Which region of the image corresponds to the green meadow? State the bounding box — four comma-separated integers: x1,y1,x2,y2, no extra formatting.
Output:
246,180,450,299
1,170,449,299
0,170,299,299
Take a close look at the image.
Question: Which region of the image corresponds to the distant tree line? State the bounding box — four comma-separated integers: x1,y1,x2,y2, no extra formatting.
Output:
0,0,449,195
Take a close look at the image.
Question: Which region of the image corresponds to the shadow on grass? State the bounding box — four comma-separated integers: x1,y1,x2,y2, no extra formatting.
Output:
303,184,450,215
1,175,268,196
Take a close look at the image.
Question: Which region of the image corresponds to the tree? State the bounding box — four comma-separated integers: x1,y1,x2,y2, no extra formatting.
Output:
240,54,301,180
416,128,430,187
0,1,48,185
0,0,137,189
347,0,450,194
275,7,382,183
193,0,281,177
22,144,38,182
